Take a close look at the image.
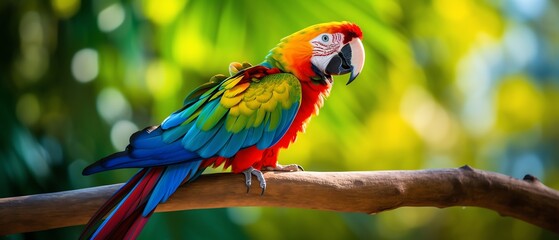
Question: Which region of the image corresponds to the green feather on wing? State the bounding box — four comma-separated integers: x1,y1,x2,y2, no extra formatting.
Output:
161,66,302,158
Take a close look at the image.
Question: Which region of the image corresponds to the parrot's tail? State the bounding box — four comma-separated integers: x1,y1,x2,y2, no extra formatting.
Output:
80,161,203,240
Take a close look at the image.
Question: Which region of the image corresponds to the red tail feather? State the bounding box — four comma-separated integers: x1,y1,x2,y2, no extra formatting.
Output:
81,167,164,240
80,169,146,239
124,210,152,239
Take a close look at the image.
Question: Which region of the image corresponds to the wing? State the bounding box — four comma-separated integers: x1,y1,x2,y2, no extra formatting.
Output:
161,67,302,158
84,66,302,175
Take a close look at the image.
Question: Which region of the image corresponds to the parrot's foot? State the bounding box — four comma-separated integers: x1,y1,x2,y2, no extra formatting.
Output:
242,167,266,195
263,163,304,172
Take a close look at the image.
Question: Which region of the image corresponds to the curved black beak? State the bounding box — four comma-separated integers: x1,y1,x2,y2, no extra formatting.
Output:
324,38,365,85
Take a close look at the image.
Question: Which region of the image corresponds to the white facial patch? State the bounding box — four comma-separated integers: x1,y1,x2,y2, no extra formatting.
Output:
310,55,334,74
309,33,344,74
310,33,343,56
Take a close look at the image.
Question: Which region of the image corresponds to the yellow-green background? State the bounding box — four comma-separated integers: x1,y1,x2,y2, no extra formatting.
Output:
1,0,558,239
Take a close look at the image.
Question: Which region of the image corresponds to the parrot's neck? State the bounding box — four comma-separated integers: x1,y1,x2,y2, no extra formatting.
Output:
263,43,317,82
263,44,332,149
262,53,331,97
263,45,332,136
261,49,332,163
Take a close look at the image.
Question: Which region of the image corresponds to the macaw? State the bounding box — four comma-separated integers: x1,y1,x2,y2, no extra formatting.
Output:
80,21,365,239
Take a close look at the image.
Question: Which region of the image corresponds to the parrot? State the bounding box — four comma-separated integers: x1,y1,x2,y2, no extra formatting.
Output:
80,21,365,239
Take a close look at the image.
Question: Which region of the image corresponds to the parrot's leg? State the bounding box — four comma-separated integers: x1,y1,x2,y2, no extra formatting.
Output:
242,167,266,195
263,163,304,172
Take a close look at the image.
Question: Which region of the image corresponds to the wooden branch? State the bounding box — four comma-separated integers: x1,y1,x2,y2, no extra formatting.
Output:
1,166,558,235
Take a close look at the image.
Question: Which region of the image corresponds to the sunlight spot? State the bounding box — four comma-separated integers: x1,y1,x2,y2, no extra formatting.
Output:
16,93,41,126
146,59,182,99
141,0,186,25
495,76,543,131
18,11,49,81
72,48,99,83
455,39,501,137
96,88,132,124
19,11,43,44
97,3,125,32
17,45,49,81
434,0,471,21
173,17,210,69
13,127,51,179
227,207,261,225
503,23,537,69
110,120,139,151
400,86,458,150
41,136,64,165
509,0,547,19
51,0,80,19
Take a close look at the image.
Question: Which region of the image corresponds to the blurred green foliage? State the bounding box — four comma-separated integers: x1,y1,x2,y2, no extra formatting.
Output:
1,0,558,239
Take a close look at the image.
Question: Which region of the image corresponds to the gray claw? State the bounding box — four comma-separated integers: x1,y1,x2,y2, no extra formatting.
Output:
263,164,304,172
242,167,266,195
243,169,252,193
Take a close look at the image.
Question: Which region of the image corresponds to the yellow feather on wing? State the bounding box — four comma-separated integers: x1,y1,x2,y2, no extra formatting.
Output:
224,82,250,98
221,94,243,108
199,72,302,134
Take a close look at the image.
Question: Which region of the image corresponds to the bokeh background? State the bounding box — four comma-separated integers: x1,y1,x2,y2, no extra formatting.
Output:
1,0,558,239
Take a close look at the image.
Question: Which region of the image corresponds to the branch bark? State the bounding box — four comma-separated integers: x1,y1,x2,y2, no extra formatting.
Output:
1,166,558,235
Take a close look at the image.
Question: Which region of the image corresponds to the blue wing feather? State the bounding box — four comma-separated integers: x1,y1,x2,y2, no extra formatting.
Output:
248,117,266,146
219,127,249,157
182,123,221,152
85,68,302,174
198,124,233,158
129,127,166,149
256,126,275,150
129,140,184,159
144,160,202,215
256,113,275,149
161,97,206,130
161,122,194,143
196,99,221,127
161,108,187,130
272,103,299,144
83,148,201,175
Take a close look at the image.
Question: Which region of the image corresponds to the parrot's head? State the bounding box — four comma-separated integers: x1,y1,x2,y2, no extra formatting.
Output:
266,21,365,85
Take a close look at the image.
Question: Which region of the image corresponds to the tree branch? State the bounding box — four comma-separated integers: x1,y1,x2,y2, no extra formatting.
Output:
1,166,558,235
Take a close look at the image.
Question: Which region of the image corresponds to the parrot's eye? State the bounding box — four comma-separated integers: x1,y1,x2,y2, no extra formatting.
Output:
321,34,329,42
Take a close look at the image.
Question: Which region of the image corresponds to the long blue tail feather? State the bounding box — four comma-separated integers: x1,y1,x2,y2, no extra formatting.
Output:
82,150,202,175
144,161,202,215
82,160,204,239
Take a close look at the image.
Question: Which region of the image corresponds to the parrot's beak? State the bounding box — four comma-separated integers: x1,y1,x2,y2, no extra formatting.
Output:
346,38,365,85
325,38,365,85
